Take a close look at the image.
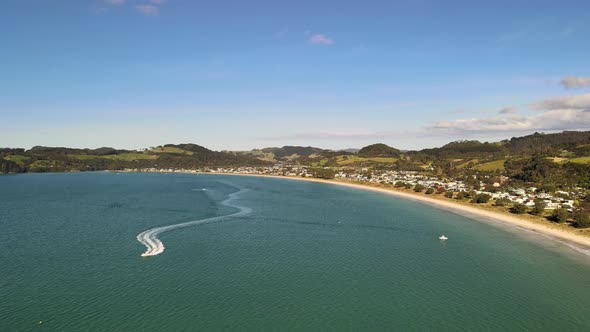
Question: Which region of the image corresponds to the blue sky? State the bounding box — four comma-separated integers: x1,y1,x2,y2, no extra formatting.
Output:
1,0,590,151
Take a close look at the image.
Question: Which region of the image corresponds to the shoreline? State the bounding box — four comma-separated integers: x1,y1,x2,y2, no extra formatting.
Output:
189,172,590,254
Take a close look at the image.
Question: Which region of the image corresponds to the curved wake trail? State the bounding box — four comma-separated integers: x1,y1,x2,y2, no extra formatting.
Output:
137,188,252,257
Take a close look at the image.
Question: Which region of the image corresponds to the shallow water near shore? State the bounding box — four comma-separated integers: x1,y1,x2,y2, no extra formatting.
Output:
2,172,590,330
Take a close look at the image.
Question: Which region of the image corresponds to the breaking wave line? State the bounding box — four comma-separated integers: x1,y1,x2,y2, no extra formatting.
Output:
137,188,252,257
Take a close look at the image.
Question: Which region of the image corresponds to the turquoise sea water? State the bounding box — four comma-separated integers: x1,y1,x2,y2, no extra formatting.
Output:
1,172,590,331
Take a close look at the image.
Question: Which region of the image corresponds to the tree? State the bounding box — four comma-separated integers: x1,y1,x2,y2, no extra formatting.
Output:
394,181,405,188
455,192,466,200
540,184,556,193
573,211,590,228
531,199,546,215
471,193,491,204
444,191,454,199
310,167,335,179
425,188,435,194
494,198,511,206
0,159,24,173
511,203,527,214
465,176,478,189
414,184,425,192
550,208,569,223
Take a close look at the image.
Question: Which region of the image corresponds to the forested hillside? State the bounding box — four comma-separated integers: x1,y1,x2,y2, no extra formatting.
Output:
2,131,590,192
0,144,270,173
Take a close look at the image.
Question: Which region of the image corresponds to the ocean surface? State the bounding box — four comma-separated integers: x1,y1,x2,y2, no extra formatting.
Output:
1,172,590,331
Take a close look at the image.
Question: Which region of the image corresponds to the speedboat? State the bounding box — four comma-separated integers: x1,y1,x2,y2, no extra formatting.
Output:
439,235,448,240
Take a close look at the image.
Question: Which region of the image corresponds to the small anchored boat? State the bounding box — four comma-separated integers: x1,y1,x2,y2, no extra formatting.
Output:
439,235,448,240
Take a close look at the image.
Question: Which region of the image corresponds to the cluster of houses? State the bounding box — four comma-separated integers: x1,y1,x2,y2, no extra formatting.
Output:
337,169,576,211
126,165,579,211
482,188,575,211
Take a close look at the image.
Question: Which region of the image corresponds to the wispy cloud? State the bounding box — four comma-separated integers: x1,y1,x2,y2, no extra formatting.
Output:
496,30,529,43
560,76,590,89
448,106,517,115
309,34,333,45
344,44,368,57
428,93,590,136
561,26,576,37
273,27,289,39
498,107,516,114
135,4,159,15
103,0,167,16
531,93,590,110
496,25,577,48
105,0,126,5
428,110,590,136
259,129,416,141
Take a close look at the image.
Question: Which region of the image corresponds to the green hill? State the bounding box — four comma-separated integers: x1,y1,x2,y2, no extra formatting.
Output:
1,144,270,173
358,143,400,157
2,131,590,180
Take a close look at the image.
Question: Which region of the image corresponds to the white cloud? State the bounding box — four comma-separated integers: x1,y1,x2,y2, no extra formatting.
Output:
309,34,333,45
560,76,590,89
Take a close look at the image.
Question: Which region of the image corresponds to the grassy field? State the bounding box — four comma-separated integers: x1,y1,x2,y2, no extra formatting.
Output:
454,159,478,169
3,155,30,165
568,156,590,164
70,154,101,160
103,153,157,161
150,147,193,155
310,159,329,167
473,159,506,171
336,155,396,165
256,156,277,162
547,157,569,164
71,153,157,162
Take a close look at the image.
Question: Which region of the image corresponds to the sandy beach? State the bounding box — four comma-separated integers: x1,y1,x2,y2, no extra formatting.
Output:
195,172,590,253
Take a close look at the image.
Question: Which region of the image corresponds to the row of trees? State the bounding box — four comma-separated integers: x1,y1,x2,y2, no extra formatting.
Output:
0,159,23,173
310,168,336,179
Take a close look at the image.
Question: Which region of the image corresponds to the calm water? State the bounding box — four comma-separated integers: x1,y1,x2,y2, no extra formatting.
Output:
1,172,590,331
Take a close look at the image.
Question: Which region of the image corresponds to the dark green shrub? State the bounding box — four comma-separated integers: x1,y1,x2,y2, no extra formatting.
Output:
573,211,590,228
494,198,511,206
550,208,569,223
471,194,492,204
511,203,527,214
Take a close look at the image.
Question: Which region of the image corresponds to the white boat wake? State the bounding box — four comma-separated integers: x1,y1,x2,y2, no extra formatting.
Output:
137,188,252,257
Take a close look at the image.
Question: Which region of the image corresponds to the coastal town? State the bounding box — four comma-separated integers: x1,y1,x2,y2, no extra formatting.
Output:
127,165,582,215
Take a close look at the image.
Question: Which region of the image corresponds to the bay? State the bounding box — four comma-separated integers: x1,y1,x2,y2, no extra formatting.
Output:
1,172,589,330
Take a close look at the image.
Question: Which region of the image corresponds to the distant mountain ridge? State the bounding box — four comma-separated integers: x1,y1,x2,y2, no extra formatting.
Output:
1,131,590,174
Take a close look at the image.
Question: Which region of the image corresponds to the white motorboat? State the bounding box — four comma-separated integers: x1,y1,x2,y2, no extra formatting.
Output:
439,235,448,240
